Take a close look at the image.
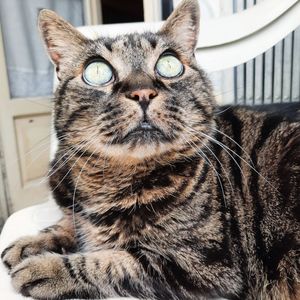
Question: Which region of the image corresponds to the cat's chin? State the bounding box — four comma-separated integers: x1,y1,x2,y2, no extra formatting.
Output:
98,142,174,164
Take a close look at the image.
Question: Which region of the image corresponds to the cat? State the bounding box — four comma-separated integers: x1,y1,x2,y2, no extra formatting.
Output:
1,0,300,299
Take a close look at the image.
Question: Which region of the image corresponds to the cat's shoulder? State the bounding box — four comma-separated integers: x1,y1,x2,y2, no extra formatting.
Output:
216,102,300,124
215,103,300,163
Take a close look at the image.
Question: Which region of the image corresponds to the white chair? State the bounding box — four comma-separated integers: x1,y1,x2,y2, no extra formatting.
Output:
1,0,299,298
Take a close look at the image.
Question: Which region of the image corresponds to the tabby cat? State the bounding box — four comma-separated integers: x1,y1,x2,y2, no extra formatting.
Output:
1,0,300,299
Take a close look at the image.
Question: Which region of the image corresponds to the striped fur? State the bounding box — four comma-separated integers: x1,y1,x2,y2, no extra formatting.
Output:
2,1,299,299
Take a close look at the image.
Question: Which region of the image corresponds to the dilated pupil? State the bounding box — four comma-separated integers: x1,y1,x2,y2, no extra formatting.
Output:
83,61,113,86
156,55,183,78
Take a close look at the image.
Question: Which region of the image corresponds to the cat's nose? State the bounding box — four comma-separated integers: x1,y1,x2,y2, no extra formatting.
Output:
126,89,158,102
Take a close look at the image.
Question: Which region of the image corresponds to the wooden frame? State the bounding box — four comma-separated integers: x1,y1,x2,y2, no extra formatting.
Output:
83,0,103,25
0,24,52,213
0,0,104,214
143,0,162,22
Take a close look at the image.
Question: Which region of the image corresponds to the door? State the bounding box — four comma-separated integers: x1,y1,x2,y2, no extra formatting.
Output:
0,1,86,213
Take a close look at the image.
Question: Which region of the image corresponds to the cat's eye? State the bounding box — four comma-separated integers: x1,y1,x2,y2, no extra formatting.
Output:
83,60,113,86
155,54,183,78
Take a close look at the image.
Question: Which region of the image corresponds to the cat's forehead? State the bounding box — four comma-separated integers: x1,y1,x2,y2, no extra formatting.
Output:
88,33,166,73
81,32,169,78
106,33,162,53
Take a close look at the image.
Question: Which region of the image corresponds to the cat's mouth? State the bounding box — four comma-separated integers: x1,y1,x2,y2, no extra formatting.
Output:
121,121,167,144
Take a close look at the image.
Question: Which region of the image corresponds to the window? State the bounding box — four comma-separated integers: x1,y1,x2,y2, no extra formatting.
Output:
0,0,84,99
101,0,144,24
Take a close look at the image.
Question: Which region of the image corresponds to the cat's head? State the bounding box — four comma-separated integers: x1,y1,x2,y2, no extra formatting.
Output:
39,0,216,164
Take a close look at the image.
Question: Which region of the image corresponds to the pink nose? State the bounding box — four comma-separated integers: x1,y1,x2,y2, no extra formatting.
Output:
128,89,158,101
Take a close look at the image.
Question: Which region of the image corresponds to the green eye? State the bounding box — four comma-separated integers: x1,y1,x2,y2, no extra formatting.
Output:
156,54,183,78
83,60,113,86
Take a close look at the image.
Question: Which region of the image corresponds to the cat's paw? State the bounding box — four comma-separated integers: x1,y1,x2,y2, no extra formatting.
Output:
1,235,63,270
10,254,76,299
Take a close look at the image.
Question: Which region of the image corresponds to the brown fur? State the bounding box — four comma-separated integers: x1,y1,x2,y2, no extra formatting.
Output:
2,0,300,299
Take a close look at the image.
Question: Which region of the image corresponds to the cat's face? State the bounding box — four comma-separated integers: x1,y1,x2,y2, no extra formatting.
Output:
39,0,216,163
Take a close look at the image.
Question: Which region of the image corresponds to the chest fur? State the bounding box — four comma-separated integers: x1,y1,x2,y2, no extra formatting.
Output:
52,156,202,249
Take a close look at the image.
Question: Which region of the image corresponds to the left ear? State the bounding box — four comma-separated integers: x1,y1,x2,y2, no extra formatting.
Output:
160,0,200,56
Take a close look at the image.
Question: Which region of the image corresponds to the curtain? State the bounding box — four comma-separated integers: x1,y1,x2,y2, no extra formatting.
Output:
0,0,84,98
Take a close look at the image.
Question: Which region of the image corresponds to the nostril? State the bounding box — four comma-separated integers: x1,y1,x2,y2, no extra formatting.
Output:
127,89,158,101
132,94,139,101
149,92,157,100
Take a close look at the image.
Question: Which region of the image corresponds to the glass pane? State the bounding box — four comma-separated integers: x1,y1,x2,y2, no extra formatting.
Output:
101,0,144,24
162,0,174,20
0,0,84,99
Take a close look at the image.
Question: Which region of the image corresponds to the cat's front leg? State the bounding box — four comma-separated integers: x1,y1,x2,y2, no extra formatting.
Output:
1,217,75,270
10,250,152,300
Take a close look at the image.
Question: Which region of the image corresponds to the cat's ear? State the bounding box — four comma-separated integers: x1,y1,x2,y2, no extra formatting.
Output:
160,0,200,55
38,9,87,74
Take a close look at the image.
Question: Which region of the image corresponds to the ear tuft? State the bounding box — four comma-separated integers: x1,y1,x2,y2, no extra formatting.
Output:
160,0,200,56
38,9,87,68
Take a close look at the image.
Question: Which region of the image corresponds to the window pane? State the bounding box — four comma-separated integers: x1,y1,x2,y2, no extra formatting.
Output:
162,0,174,20
0,0,84,99
101,0,144,24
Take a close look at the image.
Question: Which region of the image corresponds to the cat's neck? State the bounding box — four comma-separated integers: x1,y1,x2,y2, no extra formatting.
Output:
61,148,204,207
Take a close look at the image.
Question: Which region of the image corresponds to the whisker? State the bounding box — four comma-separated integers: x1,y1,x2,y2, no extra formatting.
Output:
49,139,97,194
208,126,254,166
180,135,227,207
185,126,248,187
71,148,99,234
187,127,278,192
184,128,235,197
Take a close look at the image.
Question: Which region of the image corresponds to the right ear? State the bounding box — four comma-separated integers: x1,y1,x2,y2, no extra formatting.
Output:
38,9,87,77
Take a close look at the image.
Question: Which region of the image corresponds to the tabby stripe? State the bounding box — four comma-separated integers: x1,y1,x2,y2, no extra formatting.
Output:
265,234,298,280
63,256,77,280
63,256,98,289
1,245,14,259
153,78,169,91
105,263,113,284
56,77,74,109
74,148,99,160
113,159,192,201
185,161,209,203
77,256,98,288
20,278,49,297
213,143,231,265
104,232,120,244
51,170,75,208
85,191,181,227
104,40,112,51
146,35,157,49
192,98,211,120
52,236,64,254
218,109,248,294
220,109,243,192
83,161,196,227
127,246,176,299
63,105,91,132
128,244,203,297
250,115,283,266
162,259,207,295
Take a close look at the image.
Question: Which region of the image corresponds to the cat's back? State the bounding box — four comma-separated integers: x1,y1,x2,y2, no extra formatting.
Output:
217,102,300,135
216,102,300,166
216,102,300,202
214,103,300,297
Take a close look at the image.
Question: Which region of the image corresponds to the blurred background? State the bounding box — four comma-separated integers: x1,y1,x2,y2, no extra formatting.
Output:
0,0,299,229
